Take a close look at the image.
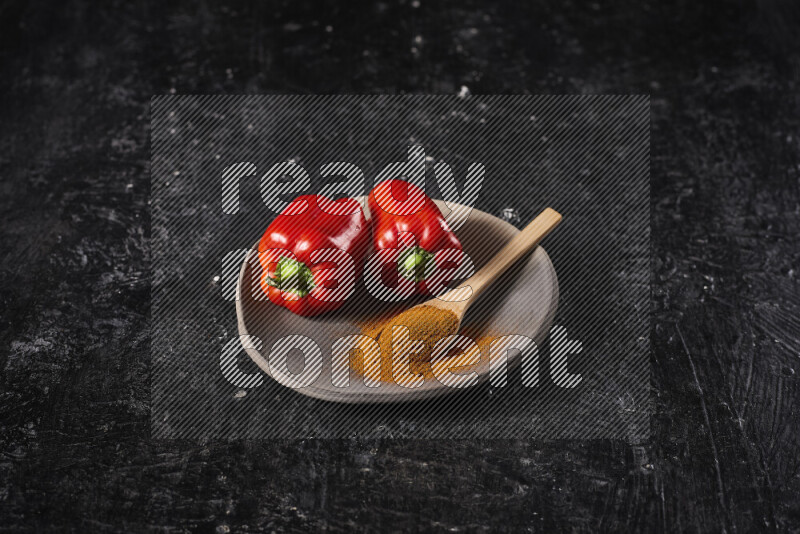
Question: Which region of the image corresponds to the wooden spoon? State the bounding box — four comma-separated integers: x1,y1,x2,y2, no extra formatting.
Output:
425,207,563,329
372,208,563,346
364,207,562,386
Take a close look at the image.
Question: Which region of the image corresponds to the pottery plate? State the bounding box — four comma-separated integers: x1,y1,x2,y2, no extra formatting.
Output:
236,200,558,403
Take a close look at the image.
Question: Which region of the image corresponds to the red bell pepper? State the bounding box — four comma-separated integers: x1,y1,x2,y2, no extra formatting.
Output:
257,195,369,316
368,179,463,295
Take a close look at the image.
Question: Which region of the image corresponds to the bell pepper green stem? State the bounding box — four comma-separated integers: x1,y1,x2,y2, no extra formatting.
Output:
266,257,314,297
398,246,435,282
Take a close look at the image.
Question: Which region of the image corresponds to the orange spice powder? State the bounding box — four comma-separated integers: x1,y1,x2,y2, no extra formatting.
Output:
349,305,498,384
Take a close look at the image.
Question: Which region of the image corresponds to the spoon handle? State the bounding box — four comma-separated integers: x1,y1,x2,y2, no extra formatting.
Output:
450,208,562,307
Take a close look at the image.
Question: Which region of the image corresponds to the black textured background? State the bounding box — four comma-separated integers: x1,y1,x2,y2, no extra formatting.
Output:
1,0,799,531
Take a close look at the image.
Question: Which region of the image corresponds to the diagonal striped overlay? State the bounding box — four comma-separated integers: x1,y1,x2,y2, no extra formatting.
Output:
151,95,650,440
